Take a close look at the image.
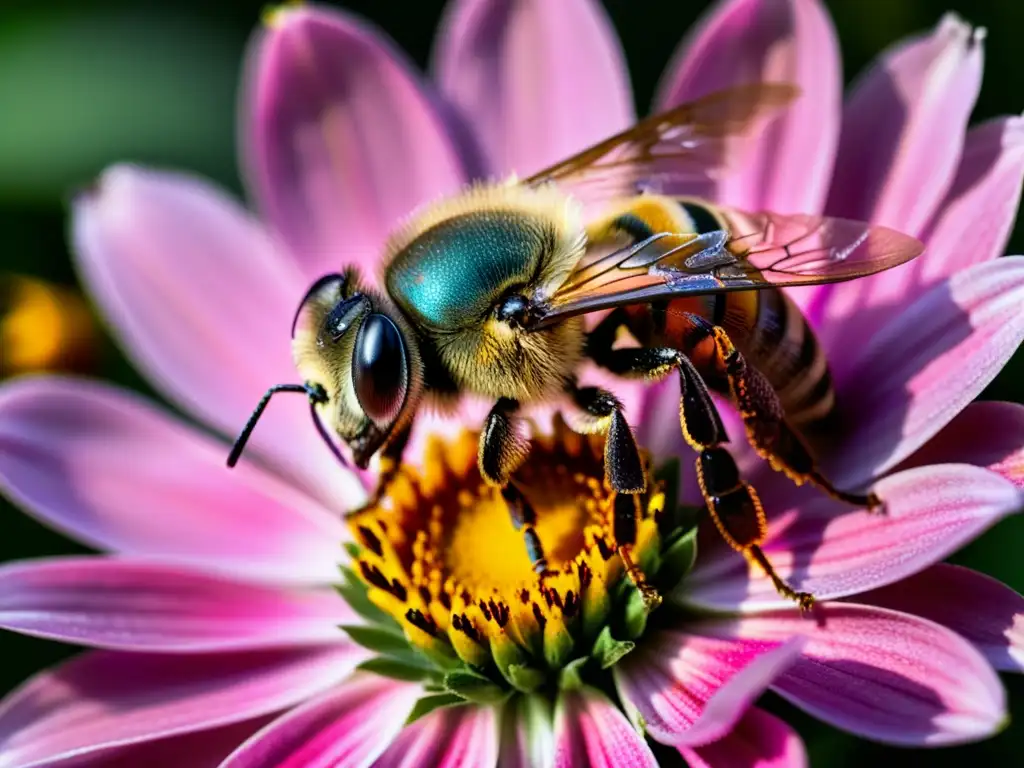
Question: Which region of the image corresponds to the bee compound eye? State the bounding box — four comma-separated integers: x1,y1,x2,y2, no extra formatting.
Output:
353,313,408,425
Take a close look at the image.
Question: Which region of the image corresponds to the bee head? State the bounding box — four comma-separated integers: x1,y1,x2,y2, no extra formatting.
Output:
227,271,421,471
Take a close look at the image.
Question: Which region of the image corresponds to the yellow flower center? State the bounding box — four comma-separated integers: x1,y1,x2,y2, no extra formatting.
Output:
349,417,666,677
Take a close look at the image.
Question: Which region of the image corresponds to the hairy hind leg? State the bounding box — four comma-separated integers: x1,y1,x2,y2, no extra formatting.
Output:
698,317,880,511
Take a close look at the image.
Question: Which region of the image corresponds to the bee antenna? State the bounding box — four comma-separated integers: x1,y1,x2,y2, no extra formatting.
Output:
227,383,312,468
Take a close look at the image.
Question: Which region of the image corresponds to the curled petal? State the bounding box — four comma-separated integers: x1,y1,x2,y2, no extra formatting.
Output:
372,703,498,768
732,604,1007,746
826,13,983,233
679,707,807,768
0,378,346,584
828,258,1024,487
0,645,364,767
657,0,841,213
613,626,805,746
858,564,1024,674
554,687,657,768
221,673,421,768
679,464,1021,612
72,164,359,507
244,5,468,279
902,400,1024,488
0,557,352,652
435,0,633,178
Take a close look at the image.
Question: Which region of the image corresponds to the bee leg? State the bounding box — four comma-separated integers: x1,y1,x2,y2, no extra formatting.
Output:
698,318,881,512
345,422,412,521
568,383,659,607
478,398,550,575
593,345,813,611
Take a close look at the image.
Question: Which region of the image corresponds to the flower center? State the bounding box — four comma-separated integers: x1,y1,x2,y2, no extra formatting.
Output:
346,416,694,690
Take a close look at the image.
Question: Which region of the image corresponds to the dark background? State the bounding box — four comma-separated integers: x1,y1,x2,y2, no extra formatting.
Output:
0,1,1021,764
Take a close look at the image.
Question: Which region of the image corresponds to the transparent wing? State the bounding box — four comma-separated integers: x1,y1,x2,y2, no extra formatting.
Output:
523,83,800,206
527,209,925,327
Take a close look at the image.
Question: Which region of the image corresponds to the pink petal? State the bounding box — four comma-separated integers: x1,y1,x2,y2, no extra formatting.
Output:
827,258,1024,487
244,5,468,280
553,687,657,768
434,0,633,178
221,673,421,768
680,464,1021,612
679,707,807,768
0,378,347,585
54,718,275,768
902,400,1024,488
372,704,498,768
825,13,983,233
0,557,352,652
0,645,364,767
807,115,1024,360
732,604,1006,746
72,164,360,508
497,695,554,768
656,0,841,214
858,563,1024,674
612,625,805,746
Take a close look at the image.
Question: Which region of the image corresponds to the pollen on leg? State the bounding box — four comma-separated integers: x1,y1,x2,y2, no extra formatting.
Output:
348,415,674,688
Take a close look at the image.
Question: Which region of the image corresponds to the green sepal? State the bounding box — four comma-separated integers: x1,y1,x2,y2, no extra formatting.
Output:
339,624,411,657
444,670,510,704
580,582,611,646
622,587,651,640
506,663,546,693
558,656,589,690
335,566,396,628
544,621,575,670
406,694,466,725
654,523,699,592
357,656,433,682
591,626,635,669
343,541,361,560
417,641,464,671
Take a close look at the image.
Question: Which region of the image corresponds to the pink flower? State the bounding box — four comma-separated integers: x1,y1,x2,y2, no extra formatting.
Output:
0,1,1022,766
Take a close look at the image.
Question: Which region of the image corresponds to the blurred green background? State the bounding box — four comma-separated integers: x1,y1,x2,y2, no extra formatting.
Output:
0,0,1021,765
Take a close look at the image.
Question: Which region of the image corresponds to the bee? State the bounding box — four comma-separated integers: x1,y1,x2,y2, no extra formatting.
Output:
228,83,923,609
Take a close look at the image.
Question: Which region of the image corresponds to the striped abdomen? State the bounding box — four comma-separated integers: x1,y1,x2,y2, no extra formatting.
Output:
611,197,836,431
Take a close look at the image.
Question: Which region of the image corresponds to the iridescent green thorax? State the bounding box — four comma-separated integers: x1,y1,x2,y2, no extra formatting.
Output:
385,210,553,330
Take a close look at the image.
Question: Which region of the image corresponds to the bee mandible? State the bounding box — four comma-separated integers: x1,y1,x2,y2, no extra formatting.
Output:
228,84,924,609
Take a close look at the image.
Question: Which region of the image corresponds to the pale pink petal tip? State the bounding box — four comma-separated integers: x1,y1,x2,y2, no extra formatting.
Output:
0,645,364,767
741,604,1007,746
831,257,1024,486
681,464,1021,612
680,706,807,768
613,625,805,747
435,0,634,178
372,703,498,768
827,12,984,233
657,0,841,213
0,377,347,585
860,564,1024,674
220,673,421,767
0,557,352,652
554,687,657,768
71,165,362,509
245,4,468,281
